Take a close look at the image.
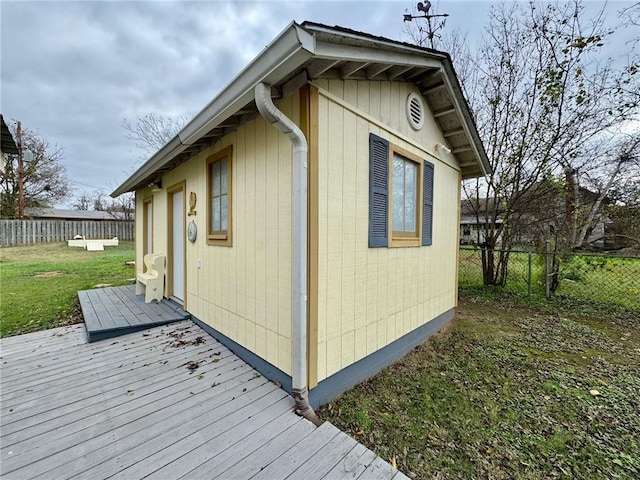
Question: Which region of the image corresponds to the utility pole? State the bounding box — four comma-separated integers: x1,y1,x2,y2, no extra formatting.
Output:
16,121,25,219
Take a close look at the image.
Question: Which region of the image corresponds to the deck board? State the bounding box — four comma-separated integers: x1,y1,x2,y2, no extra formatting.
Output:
0,327,198,382
79,285,189,342
214,418,318,479
0,334,224,433
0,321,406,479
249,422,342,479
323,443,377,479
287,431,360,479
0,324,86,357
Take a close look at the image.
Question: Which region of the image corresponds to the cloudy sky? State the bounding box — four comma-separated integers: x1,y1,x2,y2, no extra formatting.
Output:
1,0,635,206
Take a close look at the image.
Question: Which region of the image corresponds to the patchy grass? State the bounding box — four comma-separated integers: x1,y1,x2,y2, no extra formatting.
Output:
459,248,640,311
319,298,640,479
0,242,135,337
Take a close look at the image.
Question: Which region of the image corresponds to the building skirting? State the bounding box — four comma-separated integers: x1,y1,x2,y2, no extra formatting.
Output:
308,308,454,408
190,317,293,394
191,307,455,409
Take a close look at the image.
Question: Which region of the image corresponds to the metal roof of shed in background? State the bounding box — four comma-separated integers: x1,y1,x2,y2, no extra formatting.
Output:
112,21,490,197
24,207,130,221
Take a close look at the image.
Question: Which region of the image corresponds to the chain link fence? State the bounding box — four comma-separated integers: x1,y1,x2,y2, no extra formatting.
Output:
459,246,640,311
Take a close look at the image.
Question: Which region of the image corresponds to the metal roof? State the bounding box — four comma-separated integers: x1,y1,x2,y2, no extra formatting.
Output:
1,114,19,155
24,208,130,221
112,22,489,197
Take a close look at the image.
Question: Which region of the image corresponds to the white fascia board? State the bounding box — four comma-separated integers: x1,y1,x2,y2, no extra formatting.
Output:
313,41,441,70
439,63,490,177
111,23,315,198
112,136,187,197
305,24,442,58
179,24,315,145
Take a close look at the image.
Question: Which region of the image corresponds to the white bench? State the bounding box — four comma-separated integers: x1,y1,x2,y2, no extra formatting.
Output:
135,253,166,303
68,237,119,249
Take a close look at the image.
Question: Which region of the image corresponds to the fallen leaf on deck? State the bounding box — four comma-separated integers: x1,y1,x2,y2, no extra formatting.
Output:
186,361,200,373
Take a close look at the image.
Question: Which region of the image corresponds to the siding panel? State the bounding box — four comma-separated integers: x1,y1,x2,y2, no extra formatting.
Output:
134,97,296,376
315,81,460,382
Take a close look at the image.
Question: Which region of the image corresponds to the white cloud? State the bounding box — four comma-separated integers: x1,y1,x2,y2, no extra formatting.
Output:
1,0,635,204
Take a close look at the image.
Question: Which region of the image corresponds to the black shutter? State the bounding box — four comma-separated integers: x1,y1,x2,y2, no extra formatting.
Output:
368,134,389,247
422,160,434,246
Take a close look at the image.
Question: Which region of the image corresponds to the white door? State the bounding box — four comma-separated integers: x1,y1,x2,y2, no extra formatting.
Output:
171,189,185,302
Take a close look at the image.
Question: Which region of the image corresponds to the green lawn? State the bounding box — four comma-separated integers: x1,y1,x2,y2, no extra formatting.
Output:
319,298,640,479
459,248,640,310
0,242,135,337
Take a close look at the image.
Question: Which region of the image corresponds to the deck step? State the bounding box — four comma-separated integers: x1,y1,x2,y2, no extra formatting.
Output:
79,285,189,342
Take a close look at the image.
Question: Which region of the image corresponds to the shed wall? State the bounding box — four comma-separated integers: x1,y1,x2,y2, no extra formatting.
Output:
135,94,299,375
314,80,460,382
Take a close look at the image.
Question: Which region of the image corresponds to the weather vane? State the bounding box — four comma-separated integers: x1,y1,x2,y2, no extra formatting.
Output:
403,1,449,49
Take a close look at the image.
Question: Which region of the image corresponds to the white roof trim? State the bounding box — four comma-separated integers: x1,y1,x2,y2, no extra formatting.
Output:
113,23,315,197
112,22,489,197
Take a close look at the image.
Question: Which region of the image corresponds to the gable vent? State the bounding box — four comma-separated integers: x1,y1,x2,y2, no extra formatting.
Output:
406,92,425,131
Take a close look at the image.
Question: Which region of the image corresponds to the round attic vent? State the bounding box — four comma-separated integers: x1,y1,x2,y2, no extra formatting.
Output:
406,92,425,131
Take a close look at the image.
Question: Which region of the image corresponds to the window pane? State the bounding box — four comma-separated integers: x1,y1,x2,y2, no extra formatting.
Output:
220,158,228,195
212,197,220,231
220,194,228,231
404,161,417,232
214,199,216,233
212,161,221,196
392,155,405,231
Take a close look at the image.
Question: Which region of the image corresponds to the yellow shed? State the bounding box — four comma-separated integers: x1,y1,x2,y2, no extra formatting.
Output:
112,22,489,419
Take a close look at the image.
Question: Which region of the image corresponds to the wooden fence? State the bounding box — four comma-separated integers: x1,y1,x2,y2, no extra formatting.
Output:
0,220,135,246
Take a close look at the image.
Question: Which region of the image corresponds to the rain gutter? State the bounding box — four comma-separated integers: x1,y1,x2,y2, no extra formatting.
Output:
111,23,315,197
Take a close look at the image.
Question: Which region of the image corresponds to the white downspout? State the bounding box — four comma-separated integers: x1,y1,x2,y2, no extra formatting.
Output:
254,82,321,426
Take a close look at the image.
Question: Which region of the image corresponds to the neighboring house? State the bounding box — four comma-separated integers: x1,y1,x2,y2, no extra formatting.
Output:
460,191,611,248
460,198,504,245
112,22,489,412
1,114,19,175
24,208,131,221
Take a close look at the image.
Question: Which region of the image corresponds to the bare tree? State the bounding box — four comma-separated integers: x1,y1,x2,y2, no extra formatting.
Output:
73,189,134,221
105,192,135,221
122,113,187,157
572,134,639,249
619,2,640,31
0,123,69,218
606,174,640,249
424,1,639,286
72,192,94,211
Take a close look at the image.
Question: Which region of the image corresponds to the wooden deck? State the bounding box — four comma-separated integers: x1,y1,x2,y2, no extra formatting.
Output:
0,322,409,479
79,285,189,342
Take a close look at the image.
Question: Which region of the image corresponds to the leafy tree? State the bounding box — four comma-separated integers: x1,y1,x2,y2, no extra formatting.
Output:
0,123,69,218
